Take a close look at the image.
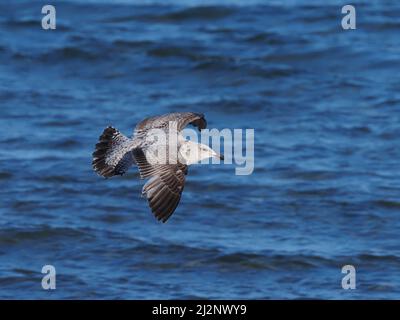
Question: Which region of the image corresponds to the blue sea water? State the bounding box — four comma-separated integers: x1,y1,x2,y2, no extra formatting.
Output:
0,0,399,299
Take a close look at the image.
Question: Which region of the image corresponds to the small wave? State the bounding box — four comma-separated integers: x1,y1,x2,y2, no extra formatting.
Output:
142,6,236,23
356,253,400,263
212,252,269,267
365,283,397,292
161,6,235,21
379,131,399,140
200,26,235,35
248,65,297,78
0,226,92,246
12,268,36,276
11,200,39,211
280,170,339,181
38,175,75,183
112,39,153,48
98,214,130,224
286,187,339,197
103,6,235,24
0,172,13,180
41,119,82,127
2,18,71,30
11,47,97,62
265,47,342,63
40,47,99,61
132,242,220,256
374,98,400,108
197,200,239,213
209,252,333,271
210,97,263,113
192,56,237,70
244,32,284,45
324,124,373,137
349,126,373,134
44,138,82,149
373,200,400,210
215,253,330,270
188,180,242,192
4,19,38,28
124,241,334,272
0,275,36,287
147,46,200,60
366,21,400,31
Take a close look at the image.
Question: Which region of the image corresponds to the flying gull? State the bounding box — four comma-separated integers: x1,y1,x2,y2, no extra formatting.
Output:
92,112,223,222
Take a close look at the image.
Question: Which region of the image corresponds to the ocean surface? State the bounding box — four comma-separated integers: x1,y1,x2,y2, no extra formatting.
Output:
0,0,399,299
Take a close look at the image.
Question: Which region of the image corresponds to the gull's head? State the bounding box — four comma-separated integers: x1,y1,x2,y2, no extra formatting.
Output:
179,140,223,165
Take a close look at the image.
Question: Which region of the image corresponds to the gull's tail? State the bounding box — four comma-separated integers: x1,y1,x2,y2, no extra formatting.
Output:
92,126,135,178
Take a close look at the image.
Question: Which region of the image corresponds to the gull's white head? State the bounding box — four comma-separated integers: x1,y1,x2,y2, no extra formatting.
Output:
179,140,223,165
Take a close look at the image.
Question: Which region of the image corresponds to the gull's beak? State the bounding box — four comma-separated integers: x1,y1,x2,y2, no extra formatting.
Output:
208,147,224,161
214,152,224,160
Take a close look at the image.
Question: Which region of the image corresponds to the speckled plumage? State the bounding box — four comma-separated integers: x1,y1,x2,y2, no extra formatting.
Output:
92,112,207,222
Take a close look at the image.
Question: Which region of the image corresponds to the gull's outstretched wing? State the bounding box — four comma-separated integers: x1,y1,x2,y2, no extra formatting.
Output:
133,148,187,223
92,127,136,177
134,112,207,136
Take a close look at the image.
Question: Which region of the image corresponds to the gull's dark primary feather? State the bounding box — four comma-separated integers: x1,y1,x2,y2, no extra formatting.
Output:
92,126,136,178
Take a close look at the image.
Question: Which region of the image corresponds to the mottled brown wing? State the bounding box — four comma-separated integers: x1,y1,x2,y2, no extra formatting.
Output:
134,112,207,135
133,148,187,223
92,127,135,178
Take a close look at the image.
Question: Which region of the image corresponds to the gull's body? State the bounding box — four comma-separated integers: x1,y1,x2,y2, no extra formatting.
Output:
92,112,222,222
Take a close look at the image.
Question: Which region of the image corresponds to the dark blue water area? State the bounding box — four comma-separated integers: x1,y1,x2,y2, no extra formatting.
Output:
0,0,399,299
